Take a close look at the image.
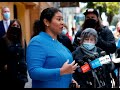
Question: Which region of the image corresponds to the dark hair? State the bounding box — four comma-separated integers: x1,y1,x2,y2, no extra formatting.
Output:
33,7,61,36
6,19,23,46
32,19,40,38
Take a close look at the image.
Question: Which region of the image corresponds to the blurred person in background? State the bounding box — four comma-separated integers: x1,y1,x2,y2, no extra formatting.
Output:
61,24,73,41
72,27,76,36
113,21,120,48
0,19,28,88
59,23,73,52
0,6,11,38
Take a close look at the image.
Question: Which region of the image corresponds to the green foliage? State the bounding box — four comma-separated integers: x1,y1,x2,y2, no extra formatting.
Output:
93,2,120,15
86,2,120,24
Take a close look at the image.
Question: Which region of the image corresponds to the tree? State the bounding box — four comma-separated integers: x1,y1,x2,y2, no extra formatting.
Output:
86,2,120,25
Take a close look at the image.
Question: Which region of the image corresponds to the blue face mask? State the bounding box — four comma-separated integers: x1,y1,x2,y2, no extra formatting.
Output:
3,12,10,20
62,29,67,35
83,42,95,50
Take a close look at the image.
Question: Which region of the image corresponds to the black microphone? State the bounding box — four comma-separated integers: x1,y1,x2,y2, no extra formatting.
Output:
83,55,95,63
100,51,106,56
94,52,99,58
77,59,85,66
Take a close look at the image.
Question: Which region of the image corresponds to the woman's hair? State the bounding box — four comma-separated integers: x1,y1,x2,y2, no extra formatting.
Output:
32,7,61,36
32,19,40,38
6,19,25,47
80,28,98,44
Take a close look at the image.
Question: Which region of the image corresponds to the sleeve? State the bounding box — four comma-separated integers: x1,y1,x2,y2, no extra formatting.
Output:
18,47,28,83
0,38,8,70
26,41,61,81
96,27,116,54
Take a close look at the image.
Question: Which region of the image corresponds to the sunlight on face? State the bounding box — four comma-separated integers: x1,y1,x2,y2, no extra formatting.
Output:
49,11,64,34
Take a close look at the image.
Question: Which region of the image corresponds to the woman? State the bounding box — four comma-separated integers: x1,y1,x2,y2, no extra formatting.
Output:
72,28,110,88
0,19,28,88
32,20,74,53
26,7,79,88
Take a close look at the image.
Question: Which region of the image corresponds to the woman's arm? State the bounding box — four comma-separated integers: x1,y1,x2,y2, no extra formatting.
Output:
26,41,61,81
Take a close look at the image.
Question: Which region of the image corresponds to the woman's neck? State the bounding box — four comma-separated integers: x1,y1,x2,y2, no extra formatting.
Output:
46,30,57,40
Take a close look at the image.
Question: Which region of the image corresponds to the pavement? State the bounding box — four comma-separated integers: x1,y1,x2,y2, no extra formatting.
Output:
24,71,32,88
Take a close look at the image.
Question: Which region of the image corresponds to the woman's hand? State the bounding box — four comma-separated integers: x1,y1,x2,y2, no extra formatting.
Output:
60,59,78,75
72,79,80,88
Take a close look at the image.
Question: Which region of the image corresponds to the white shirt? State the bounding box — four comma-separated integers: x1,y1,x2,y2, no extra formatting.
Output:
3,19,10,32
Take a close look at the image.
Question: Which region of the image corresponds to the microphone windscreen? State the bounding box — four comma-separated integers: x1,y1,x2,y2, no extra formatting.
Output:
99,55,111,65
90,58,102,69
81,63,91,73
100,51,106,56
93,52,99,58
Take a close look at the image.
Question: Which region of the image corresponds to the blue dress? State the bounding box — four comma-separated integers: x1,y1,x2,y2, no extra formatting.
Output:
26,32,73,88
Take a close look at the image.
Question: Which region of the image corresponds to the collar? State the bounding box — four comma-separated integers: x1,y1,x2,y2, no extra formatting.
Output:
39,31,57,41
3,19,10,25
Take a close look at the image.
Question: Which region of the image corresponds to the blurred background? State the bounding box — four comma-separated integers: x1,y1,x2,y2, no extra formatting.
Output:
1,2,120,45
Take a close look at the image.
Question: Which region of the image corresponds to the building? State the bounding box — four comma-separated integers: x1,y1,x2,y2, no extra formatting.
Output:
0,2,54,44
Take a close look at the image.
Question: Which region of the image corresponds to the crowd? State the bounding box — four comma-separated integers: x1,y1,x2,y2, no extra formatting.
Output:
0,6,120,88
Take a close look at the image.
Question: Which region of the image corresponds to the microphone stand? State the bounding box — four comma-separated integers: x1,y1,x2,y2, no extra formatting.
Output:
88,58,102,88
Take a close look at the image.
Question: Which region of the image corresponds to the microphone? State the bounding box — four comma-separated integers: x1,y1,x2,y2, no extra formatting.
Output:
99,55,111,65
100,51,106,56
98,51,111,65
81,63,91,73
89,51,112,69
77,51,112,73
89,58,102,69
77,60,91,73
94,52,99,58
83,53,102,69
77,53,100,73
83,55,95,63
83,53,103,88
76,52,108,88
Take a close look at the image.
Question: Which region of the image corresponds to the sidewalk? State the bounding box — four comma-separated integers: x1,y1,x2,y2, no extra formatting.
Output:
24,71,32,88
